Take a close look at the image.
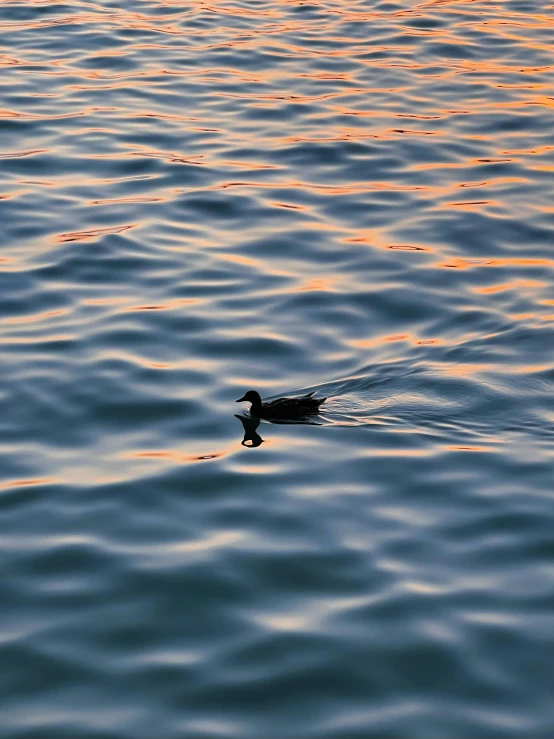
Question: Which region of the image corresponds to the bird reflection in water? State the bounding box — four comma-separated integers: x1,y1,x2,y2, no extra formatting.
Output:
235,413,323,448
235,414,265,448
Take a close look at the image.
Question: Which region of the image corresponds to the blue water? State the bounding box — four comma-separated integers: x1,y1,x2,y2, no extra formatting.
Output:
1,0,554,736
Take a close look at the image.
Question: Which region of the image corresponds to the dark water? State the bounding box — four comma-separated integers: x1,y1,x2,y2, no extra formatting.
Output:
1,0,554,736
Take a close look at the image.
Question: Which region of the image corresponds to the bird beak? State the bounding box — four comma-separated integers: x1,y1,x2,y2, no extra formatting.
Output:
236,395,247,402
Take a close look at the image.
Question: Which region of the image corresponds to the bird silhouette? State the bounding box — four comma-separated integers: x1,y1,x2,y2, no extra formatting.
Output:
236,390,326,419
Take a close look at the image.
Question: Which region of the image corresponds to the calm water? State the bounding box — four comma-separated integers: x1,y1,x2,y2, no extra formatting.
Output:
1,0,554,736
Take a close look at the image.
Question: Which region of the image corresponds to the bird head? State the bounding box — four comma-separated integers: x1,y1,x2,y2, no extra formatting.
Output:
236,390,261,404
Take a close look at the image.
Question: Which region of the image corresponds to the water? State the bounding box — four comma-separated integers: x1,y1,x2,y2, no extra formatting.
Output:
1,0,553,736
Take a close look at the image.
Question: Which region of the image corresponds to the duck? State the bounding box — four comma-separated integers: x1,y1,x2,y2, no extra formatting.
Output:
236,389,326,419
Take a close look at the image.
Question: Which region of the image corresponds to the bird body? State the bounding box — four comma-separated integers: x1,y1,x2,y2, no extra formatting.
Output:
236,390,326,419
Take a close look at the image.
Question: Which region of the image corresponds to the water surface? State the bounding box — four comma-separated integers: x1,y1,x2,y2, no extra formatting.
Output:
1,0,553,737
